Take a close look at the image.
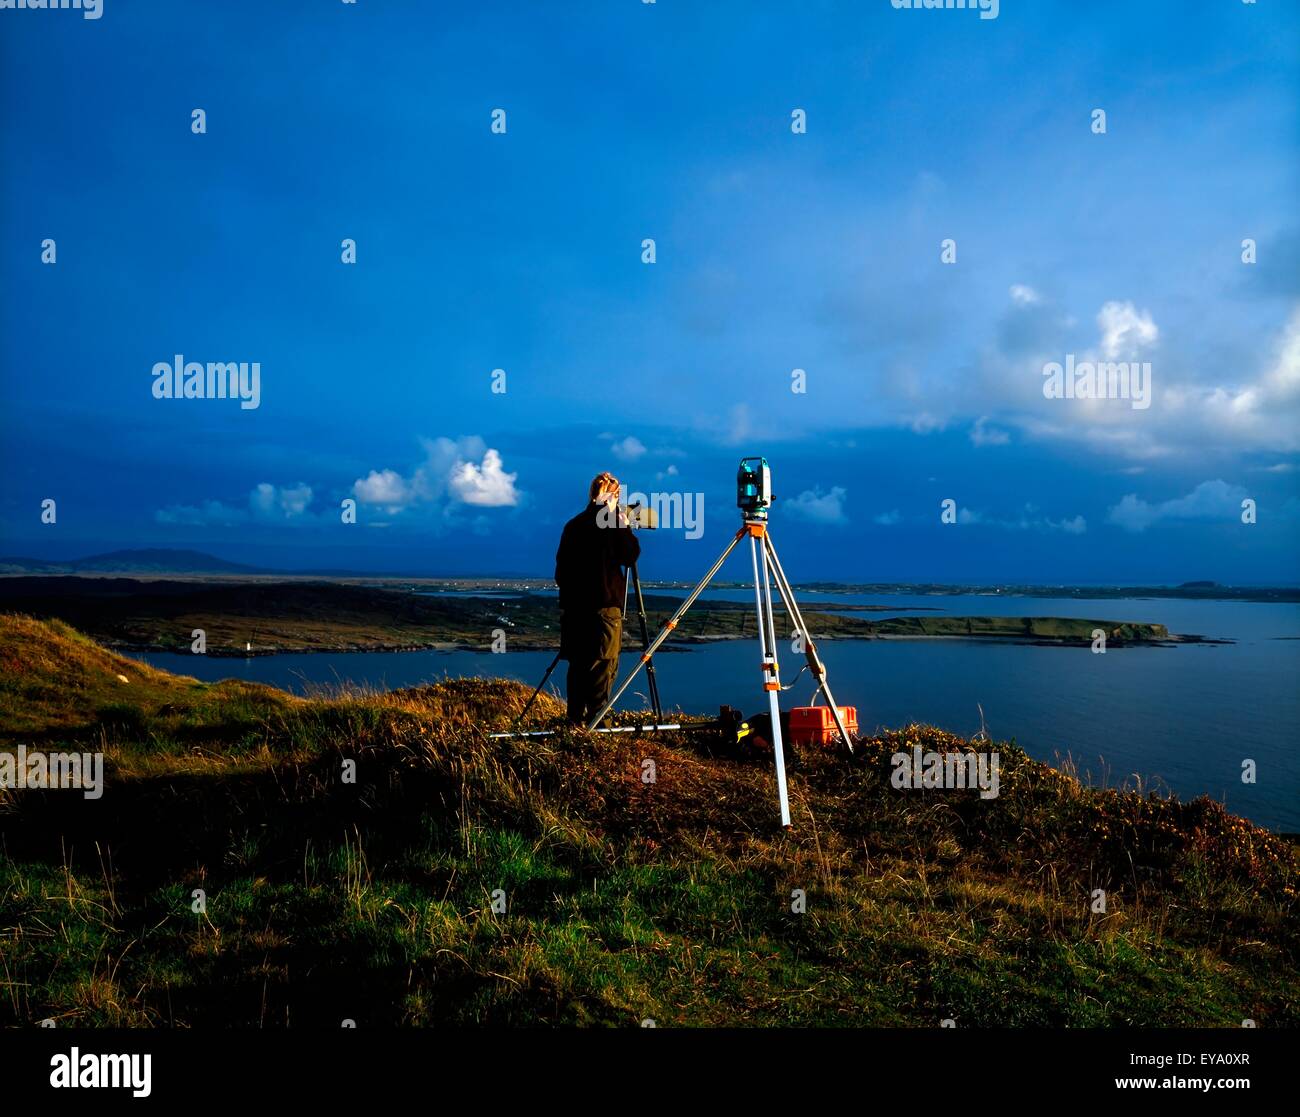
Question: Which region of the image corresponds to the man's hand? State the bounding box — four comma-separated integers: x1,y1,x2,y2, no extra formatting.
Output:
599,492,628,528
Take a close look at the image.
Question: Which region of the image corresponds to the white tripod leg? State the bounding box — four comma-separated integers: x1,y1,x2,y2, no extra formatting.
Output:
750,530,791,828
764,532,855,754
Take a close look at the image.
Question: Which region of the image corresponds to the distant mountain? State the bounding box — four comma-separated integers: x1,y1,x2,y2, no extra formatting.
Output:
0,548,528,579
0,549,265,575
0,557,66,574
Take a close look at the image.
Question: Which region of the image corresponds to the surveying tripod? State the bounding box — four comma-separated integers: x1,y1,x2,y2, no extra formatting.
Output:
585,514,854,828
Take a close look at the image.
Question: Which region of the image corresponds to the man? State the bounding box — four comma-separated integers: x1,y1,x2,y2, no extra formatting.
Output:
555,471,641,726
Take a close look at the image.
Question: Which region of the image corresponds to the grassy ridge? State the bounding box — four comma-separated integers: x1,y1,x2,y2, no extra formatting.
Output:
0,614,1294,1027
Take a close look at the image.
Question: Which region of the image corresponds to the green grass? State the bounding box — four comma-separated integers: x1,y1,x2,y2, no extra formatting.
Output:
0,613,1294,1027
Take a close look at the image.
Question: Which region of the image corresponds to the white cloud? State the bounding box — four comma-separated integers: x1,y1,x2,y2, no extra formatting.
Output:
1107,479,1247,533
784,486,848,525
156,482,315,526
907,412,945,435
1097,300,1159,359
352,436,520,517
874,509,901,526
977,296,1298,458
1263,310,1300,402
1009,284,1040,306
1107,495,1157,533
352,469,412,511
970,416,1010,446
1014,507,1087,533
448,448,519,507
953,505,1085,533
1117,309,1300,456
1178,310,1300,451
610,435,647,462
250,482,312,520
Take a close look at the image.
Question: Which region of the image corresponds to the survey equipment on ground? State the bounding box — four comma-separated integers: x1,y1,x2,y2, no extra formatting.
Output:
585,457,855,827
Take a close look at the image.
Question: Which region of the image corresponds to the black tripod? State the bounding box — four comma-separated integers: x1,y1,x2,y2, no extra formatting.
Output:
626,562,663,726
514,560,662,728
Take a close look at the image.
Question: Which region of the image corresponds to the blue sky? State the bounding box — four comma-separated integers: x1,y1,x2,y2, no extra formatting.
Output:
1,0,1297,582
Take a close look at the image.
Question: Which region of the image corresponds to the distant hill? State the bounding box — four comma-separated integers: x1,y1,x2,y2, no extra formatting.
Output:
0,548,264,575
0,548,420,579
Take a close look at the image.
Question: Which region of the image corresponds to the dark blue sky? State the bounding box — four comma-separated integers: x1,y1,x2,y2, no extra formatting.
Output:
2,0,1297,582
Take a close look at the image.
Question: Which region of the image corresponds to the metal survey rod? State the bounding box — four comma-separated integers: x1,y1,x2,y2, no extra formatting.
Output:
490,723,682,739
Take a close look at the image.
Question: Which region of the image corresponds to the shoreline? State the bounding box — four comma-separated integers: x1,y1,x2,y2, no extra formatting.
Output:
113,629,1231,659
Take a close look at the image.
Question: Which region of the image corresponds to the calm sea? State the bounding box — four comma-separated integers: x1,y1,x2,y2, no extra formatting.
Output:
135,591,1300,832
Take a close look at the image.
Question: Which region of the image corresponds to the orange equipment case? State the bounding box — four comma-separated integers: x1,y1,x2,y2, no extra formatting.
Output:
789,705,858,746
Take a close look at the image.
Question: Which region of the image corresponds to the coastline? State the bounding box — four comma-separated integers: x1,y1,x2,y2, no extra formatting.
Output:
111,628,1229,658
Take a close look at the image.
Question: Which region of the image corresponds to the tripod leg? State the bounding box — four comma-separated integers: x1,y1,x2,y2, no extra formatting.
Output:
514,649,563,729
586,528,745,731
764,533,855,754
750,531,792,829
631,563,663,727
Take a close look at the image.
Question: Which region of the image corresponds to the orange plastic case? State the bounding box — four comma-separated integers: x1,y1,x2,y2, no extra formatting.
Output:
789,706,858,746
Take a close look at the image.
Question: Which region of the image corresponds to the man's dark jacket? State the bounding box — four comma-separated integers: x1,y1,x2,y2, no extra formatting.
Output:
555,502,641,612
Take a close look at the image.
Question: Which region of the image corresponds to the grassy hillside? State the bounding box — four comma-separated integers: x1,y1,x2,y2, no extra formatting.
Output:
0,614,1294,1027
